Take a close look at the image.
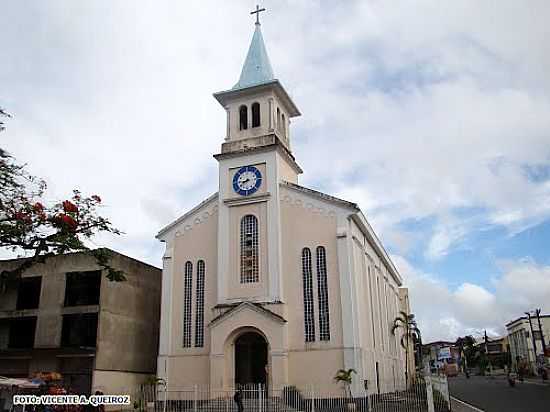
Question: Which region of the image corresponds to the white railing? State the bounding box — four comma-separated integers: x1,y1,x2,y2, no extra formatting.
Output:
126,376,450,412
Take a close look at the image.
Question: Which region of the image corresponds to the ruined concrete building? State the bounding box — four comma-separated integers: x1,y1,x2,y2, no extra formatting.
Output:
0,250,161,394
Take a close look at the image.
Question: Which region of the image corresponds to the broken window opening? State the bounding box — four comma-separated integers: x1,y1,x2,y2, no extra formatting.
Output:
16,276,42,310
61,313,98,348
8,317,37,349
64,271,101,307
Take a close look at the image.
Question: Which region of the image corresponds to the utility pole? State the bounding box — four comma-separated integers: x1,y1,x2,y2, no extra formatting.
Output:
525,311,538,373
484,330,492,373
535,309,547,356
534,308,548,380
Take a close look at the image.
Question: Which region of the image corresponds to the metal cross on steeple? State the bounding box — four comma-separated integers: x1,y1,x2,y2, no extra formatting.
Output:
250,5,266,25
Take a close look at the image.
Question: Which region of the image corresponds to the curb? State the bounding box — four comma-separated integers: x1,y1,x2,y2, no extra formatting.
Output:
451,396,485,412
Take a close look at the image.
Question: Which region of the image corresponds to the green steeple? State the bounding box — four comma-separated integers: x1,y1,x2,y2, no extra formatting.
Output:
233,23,274,90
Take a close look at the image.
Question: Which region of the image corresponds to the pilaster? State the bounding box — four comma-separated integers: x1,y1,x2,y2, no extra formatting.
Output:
336,216,363,394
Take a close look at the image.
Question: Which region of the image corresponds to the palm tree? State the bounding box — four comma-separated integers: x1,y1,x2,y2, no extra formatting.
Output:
392,311,421,386
334,368,357,398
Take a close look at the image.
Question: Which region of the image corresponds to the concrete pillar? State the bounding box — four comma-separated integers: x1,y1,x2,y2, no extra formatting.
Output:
270,350,288,389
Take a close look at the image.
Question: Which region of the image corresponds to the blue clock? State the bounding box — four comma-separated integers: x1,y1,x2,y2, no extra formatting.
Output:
233,165,262,196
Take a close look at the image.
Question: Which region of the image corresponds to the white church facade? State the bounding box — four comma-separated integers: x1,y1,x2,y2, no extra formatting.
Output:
156,15,409,395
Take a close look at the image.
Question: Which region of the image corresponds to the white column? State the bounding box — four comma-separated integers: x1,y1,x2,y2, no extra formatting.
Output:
157,246,174,382
267,152,282,301
225,108,231,141
268,98,274,132
336,216,363,394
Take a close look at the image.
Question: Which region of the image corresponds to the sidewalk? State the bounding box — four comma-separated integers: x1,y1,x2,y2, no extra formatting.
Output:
451,397,484,412
484,373,550,386
518,377,550,386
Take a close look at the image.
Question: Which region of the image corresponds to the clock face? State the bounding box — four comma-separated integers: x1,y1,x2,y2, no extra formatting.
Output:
233,165,262,196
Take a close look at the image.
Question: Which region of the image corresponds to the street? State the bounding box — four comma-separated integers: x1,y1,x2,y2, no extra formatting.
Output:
448,375,550,412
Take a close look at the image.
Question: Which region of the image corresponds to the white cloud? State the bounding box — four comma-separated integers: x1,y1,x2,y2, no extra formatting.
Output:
394,255,550,342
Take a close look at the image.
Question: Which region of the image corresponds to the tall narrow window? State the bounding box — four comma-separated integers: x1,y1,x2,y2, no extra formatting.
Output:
316,246,330,341
195,260,205,348
240,215,259,283
276,107,281,130
239,105,248,130
251,102,261,128
281,113,286,136
183,261,193,348
368,266,376,348
302,248,315,342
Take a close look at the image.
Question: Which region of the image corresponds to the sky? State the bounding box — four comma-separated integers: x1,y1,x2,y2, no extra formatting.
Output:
2,0,550,343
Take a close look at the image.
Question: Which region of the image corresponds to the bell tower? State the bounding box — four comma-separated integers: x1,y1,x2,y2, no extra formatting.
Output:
213,8,301,305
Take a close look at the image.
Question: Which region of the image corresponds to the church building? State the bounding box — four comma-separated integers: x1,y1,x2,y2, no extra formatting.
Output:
156,12,408,395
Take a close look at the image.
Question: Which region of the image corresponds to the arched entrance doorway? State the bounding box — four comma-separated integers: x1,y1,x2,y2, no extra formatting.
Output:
234,331,268,386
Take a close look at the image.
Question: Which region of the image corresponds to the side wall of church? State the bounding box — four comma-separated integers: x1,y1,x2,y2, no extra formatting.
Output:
164,203,219,388
348,219,406,392
279,187,346,391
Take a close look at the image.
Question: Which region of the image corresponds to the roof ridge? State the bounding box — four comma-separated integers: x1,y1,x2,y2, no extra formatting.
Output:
156,192,218,238
280,181,358,209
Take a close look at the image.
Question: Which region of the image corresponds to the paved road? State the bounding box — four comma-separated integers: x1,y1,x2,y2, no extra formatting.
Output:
448,375,550,412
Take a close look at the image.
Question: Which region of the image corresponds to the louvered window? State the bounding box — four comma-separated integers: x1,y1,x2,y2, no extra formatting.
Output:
302,248,316,342
316,246,330,341
194,260,205,347
183,261,193,347
240,215,259,283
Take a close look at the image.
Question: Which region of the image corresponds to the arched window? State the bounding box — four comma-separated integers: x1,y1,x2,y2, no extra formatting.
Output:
183,261,193,348
302,248,315,342
316,246,330,341
195,260,205,348
281,113,286,136
276,107,281,130
251,102,261,128
239,105,248,130
240,215,259,283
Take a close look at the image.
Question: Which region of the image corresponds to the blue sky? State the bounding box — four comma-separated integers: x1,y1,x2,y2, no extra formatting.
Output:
1,0,550,341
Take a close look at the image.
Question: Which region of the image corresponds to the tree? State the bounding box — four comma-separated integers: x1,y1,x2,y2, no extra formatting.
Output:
0,108,10,132
455,335,476,375
392,311,421,386
334,368,357,398
0,147,125,290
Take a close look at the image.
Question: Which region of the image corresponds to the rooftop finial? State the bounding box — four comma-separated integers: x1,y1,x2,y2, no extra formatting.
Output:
250,4,266,25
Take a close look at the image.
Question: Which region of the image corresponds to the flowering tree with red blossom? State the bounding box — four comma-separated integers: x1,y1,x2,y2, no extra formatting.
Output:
0,147,125,290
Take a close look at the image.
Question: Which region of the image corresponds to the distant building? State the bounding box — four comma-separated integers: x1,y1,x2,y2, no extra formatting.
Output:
474,336,510,369
422,341,460,375
506,314,550,374
0,250,161,394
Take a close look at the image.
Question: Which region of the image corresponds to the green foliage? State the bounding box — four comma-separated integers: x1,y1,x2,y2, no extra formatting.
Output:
455,335,477,370
334,368,356,398
392,311,422,384
143,375,166,386
477,351,489,375
0,148,125,288
282,386,304,409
